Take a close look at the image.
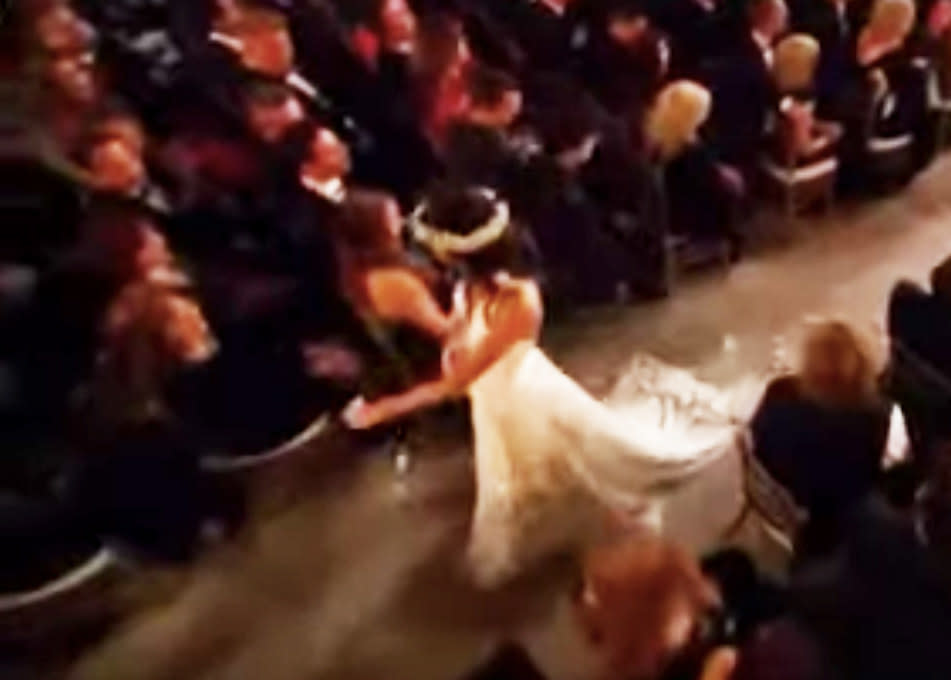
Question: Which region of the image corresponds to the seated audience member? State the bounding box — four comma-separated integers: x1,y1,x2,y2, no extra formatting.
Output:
579,4,671,120
274,124,352,292
321,0,436,204
71,281,217,560
645,81,743,258
709,0,788,176
646,0,730,78
445,65,529,189
479,0,587,75
200,1,366,148
242,81,309,164
792,0,860,120
298,125,352,209
793,457,951,680
36,49,103,157
840,0,930,181
77,280,215,436
521,91,648,304
20,220,178,428
70,0,184,131
411,12,473,149
763,35,843,170
751,320,892,556
887,256,951,469
32,0,97,56
333,190,447,393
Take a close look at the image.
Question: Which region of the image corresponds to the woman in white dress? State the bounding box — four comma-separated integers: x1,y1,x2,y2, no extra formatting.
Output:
344,186,742,588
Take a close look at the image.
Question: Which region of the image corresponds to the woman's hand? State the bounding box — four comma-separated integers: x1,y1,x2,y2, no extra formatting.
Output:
342,380,455,429
342,396,382,430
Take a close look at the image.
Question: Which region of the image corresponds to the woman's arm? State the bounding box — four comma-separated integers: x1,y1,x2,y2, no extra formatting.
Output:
343,378,453,429
344,278,543,429
441,279,542,391
365,268,451,340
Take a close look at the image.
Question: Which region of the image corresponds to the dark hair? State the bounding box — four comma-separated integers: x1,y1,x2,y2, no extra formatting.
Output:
467,65,519,110
420,183,525,279
526,77,600,155
413,12,464,88
333,189,396,253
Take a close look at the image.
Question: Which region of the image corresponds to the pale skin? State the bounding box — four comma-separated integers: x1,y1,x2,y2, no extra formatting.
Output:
344,275,543,429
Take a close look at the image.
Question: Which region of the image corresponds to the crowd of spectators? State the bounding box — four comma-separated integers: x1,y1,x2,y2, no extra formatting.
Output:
6,0,951,676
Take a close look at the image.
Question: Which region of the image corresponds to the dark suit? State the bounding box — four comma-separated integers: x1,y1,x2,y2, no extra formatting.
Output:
887,281,951,466
793,497,951,680
481,0,585,75
709,32,775,171
794,0,856,119
647,0,730,77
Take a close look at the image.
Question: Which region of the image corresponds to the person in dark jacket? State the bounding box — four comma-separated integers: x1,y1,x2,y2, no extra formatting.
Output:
752,320,892,557
793,0,861,120
792,458,951,680
646,80,744,257
887,255,951,470
445,65,528,191
578,4,671,119
709,0,787,175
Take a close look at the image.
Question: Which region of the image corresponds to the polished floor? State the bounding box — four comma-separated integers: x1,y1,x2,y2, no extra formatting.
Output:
66,158,951,680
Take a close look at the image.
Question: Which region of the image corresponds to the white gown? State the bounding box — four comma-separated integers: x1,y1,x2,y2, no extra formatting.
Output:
456,282,745,588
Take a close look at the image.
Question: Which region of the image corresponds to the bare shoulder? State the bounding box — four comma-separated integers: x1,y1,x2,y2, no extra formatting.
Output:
488,276,543,328
493,275,542,309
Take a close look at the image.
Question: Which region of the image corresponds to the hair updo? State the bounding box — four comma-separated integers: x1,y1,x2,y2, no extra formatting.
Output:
415,183,527,280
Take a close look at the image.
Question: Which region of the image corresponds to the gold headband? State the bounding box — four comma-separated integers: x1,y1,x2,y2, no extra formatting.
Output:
408,189,510,257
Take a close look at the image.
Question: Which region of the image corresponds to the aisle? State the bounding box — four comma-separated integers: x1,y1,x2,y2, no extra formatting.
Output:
69,159,951,680
550,154,951,394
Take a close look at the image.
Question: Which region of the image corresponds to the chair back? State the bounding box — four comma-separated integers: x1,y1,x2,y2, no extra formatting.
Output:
741,432,808,539
0,547,123,644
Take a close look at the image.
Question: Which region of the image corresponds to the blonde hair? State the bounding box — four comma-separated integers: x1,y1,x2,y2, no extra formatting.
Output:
645,80,712,160
774,34,821,93
797,319,882,406
867,0,916,41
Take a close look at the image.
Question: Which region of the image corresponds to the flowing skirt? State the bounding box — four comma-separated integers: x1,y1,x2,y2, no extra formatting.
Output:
465,344,746,588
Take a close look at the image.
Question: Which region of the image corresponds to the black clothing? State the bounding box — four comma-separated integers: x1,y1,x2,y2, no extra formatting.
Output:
793,1,857,120
887,281,951,466
709,32,774,170
578,29,667,118
794,497,951,680
661,142,739,245
751,376,890,531
444,122,529,192
481,0,585,75
72,417,208,562
647,0,729,77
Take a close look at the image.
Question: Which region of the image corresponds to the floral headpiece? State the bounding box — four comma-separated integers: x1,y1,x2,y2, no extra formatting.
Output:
408,188,510,258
